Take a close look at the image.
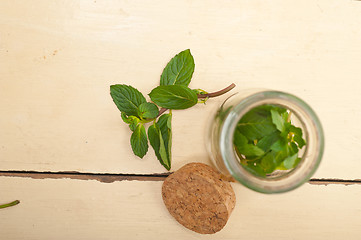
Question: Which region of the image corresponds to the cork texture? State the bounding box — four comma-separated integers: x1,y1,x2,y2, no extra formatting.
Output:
162,162,236,234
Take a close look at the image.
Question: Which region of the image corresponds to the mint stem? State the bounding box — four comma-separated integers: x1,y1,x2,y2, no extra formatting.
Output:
197,83,236,99
157,83,236,117
0,200,20,209
157,107,168,116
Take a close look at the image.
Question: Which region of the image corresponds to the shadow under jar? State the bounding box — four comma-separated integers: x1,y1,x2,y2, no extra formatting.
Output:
207,91,324,194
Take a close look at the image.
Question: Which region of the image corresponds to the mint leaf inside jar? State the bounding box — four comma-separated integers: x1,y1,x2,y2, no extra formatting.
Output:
233,104,306,177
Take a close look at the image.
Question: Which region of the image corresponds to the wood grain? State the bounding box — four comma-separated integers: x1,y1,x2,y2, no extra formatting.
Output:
1,176,361,240
1,0,361,179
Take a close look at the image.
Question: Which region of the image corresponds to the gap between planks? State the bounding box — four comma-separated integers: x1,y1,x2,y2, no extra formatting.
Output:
0,170,361,186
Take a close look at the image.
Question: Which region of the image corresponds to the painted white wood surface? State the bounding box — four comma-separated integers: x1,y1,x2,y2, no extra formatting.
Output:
1,0,361,178
0,177,360,240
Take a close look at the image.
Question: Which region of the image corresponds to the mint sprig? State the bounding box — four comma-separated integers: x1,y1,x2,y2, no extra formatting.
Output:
110,49,235,170
234,104,306,176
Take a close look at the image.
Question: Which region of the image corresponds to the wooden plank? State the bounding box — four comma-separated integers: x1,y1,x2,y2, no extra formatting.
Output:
0,177,360,239
1,0,361,178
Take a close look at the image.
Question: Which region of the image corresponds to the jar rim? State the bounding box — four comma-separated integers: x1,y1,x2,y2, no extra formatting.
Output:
219,91,325,193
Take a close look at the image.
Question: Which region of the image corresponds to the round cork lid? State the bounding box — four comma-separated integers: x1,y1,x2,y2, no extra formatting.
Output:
162,162,236,234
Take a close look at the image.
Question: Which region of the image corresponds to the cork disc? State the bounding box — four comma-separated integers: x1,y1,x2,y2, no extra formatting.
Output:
162,162,236,234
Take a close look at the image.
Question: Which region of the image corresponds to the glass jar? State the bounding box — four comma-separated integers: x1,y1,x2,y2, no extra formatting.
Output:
207,90,324,194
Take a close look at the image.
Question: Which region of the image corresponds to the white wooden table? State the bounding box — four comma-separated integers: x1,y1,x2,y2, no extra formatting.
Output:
1,0,361,239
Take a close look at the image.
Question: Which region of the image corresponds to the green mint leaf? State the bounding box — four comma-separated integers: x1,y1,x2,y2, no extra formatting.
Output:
256,131,281,152
282,153,299,169
157,114,172,161
234,130,265,158
271,109,285,132
271,151,287,168
242,145,265,158
148,124,160,158
233,129,248,147
289,125,302,136
289,142,299,155
281,111,289,123
166,117,172,156
255,104,287,114
289,125,306,148
130,124,148,158
148,123,170,170
166,114,172,129
270,138,287,152
138,102,159,119
158,131,170,170
272,142,299,170
259,152,277,174
148,114,172,170
294,134,306,148
110,84,146,117
242,161,267,177
121,113,140,131
160,49,195,86
149,85,198,109
237,106,277,141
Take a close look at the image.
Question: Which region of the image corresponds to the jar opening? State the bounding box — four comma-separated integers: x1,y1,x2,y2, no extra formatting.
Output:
217,91,324,193
231,103,308,180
